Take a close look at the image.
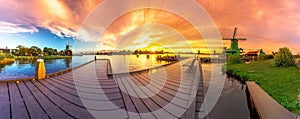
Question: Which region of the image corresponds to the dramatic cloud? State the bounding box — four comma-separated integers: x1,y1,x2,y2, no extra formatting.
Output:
0,0,102,37
1,0,300,53
0,21,38,34
197,0,300,53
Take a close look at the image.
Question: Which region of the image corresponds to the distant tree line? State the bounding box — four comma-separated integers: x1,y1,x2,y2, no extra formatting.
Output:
133,49,164,54
14,45,65,56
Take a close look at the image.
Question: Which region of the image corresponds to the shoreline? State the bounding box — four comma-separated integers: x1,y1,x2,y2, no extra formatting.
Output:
0,58,179,82
15,55,72,60
0,59,15,65
226,60,300,114
0,59,94,82
0,56,72,62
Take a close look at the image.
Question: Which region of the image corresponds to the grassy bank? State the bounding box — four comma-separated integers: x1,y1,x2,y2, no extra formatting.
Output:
0,53,15,65
227,60,300,114
0,59,15,65
15,56,72,60
0,55,72,66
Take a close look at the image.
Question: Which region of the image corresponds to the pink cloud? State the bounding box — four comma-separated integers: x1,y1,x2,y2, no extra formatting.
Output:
0,21,38,34
197,0,300,53
1,0,299,53
0,0,102,38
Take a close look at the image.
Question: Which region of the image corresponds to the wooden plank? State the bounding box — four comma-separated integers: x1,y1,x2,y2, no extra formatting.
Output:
115,74,155,118
95,60,108,79
38,80,86,107
0,83,10,119
50,77,120,94
129,72,191,118
132,72,190,109
127,74,163,112
32,81,94,119
47,78,122,101
17,82,49,119
136,73,191,95
246,81,297,119
25,81,71,119
9,82,30,119
117,75,150,113
120,91,140,119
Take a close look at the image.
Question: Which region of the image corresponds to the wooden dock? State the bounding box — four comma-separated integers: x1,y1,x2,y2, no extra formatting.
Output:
0,58,205,119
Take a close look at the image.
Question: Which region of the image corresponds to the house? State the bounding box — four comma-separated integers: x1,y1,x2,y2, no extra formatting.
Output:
0,48,10,53
245,49,265,60
0,47,17,54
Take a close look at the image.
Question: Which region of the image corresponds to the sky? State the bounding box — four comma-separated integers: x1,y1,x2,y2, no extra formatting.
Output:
0,0,299,54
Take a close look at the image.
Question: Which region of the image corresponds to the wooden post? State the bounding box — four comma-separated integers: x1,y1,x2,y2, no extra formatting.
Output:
35,59,46,80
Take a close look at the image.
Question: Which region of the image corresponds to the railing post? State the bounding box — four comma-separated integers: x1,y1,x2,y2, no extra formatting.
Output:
35,59,46,80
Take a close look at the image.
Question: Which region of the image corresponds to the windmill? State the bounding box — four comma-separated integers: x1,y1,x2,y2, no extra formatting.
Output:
65,42,72,56
66,42,72,50
222,27,246,56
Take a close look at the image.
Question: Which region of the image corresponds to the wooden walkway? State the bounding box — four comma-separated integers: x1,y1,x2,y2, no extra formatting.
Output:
0,58,204,119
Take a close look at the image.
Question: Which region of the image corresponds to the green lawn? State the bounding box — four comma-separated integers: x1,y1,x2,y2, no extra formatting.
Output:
227,60,300,114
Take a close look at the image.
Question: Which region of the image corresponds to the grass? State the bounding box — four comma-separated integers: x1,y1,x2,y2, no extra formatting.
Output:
15,56,72,60
0,55,72,66
0,59,15,65
227,60,300,114
0,53,15,65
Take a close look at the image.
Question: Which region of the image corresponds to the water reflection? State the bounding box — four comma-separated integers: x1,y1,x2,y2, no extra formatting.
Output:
0,56,84,80
96,54,179,73
0,61,14,72
201,63,250,119
64,57,72,68
0,54,184,80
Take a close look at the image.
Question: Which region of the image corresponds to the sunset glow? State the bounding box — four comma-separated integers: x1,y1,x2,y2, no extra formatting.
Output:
0,0,299,54
151,47,156,52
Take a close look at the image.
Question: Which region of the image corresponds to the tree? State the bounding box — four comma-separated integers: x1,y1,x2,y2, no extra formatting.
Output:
29,46,42,56
43,47,58,56
274,47,295,67
16,45,26,56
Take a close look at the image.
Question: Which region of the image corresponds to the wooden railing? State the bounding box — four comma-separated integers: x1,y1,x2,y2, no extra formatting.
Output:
246,81,298,119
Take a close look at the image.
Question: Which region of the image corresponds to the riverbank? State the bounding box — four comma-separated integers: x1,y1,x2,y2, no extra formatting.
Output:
15,55,72,60
226,60,300,114
0,59,15,65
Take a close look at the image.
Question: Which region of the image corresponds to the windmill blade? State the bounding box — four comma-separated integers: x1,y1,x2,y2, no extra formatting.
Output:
222,38,232,40
233,27,238,38
236,38,247,40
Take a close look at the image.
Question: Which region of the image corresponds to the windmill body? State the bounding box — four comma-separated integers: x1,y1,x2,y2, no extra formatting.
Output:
222,27,246,56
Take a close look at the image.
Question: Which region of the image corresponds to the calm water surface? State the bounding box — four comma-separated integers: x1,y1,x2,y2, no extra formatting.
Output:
201,63,251,119
0,54,183,80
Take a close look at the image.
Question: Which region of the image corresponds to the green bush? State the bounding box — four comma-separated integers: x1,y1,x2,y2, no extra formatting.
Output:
0,54,4,60
0,53,15,60
227,55,242,64
274,47,295,67
261,54,274,60
5,53,15,59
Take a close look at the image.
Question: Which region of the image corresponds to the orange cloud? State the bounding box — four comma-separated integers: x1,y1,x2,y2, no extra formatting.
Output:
2,0,299,53
0,0,102,37
197,0,300,53
98,8,209,51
